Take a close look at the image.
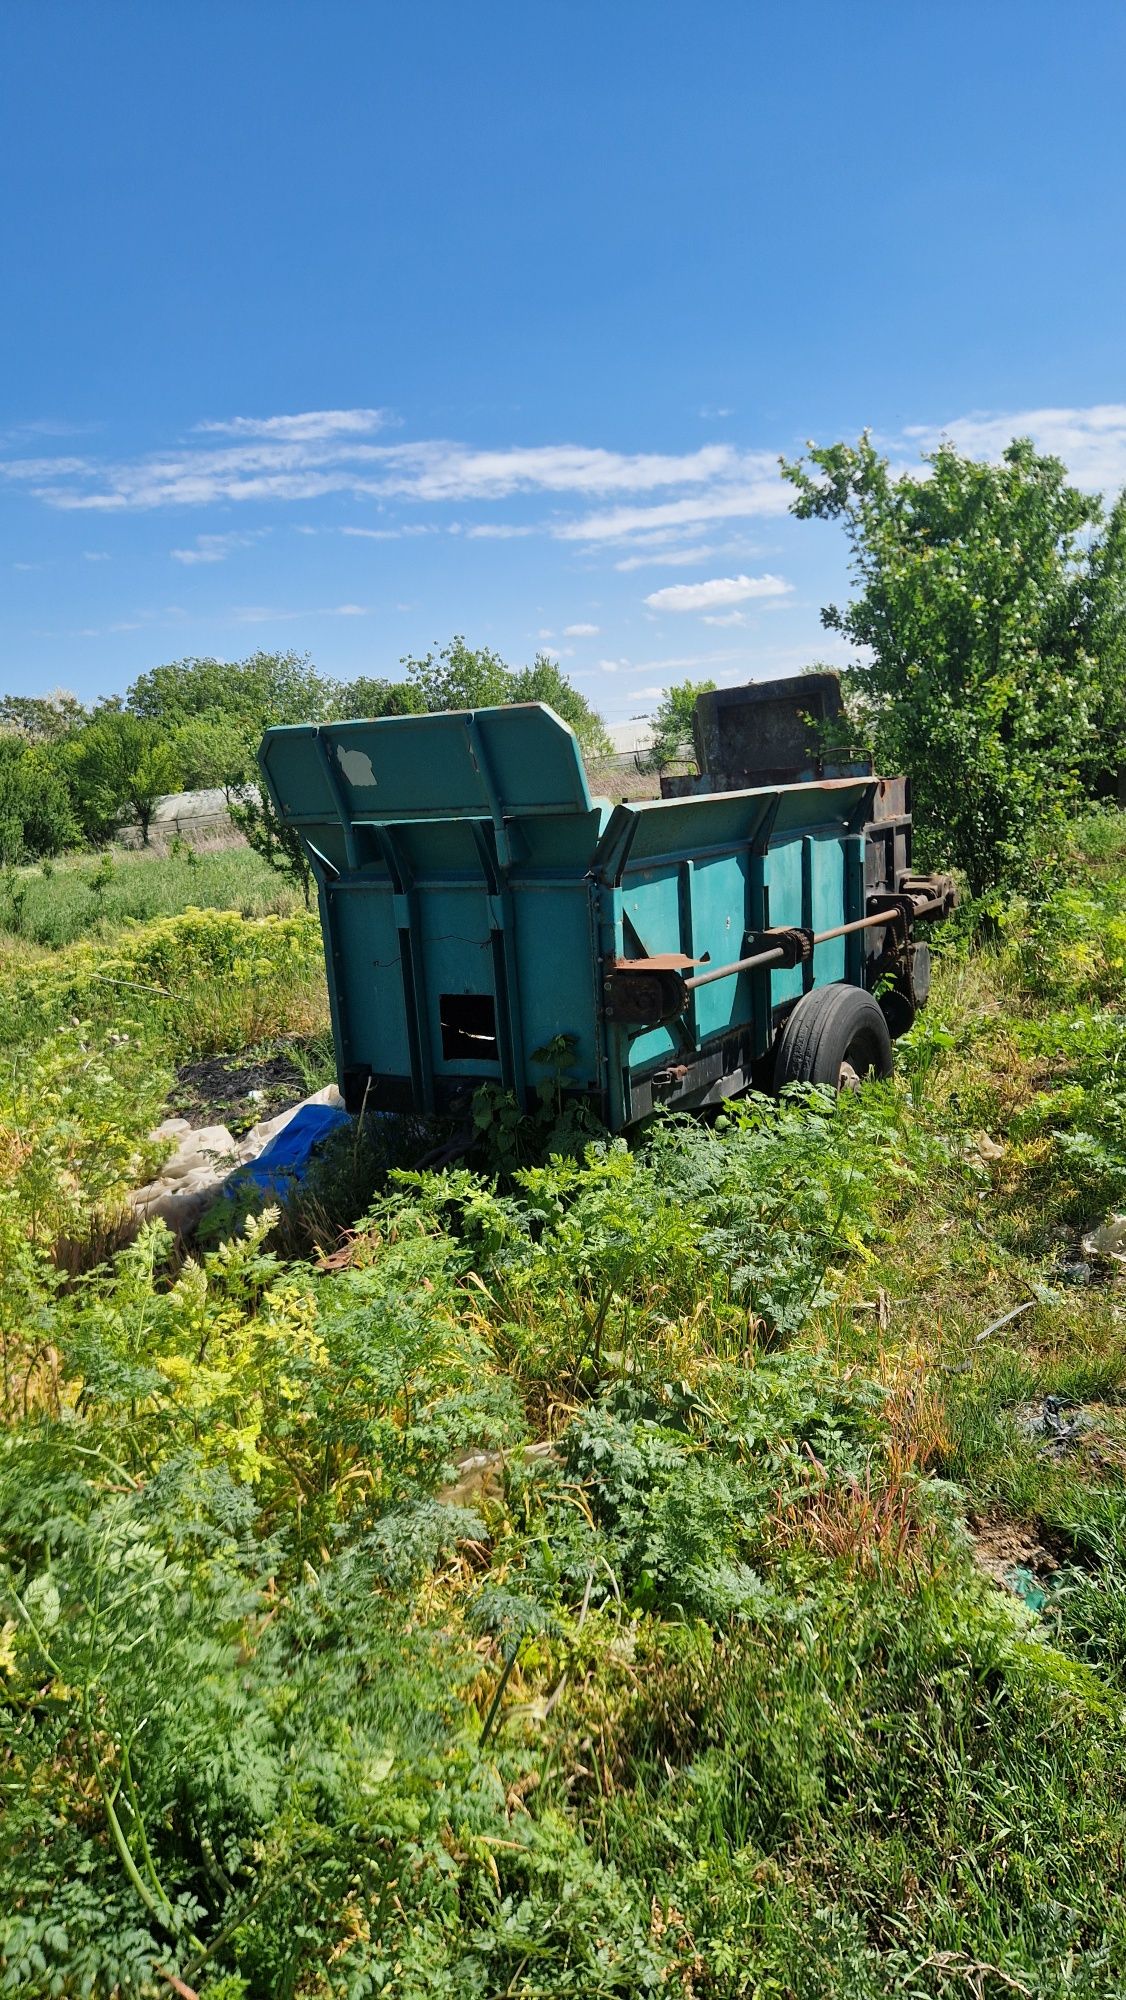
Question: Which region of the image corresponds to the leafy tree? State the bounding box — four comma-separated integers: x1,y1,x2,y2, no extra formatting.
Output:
645,677,716,773
782,433,1107,894
0,690,87,742
334,675,427,720
510,653,610,754
400,637,608,753
168,714,257,793
1080,489,1126,799
67,712,182,845
0,740,79,864
126,650,334,733
401,637,517,712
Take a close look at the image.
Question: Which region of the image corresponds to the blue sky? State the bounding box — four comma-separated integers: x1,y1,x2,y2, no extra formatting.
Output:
4,2,1126,728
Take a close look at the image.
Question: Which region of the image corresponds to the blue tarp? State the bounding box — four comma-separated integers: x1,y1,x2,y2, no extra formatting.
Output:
232,1101,352,1197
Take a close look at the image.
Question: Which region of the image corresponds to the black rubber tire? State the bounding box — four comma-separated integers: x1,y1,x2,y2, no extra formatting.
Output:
773,983,894,1092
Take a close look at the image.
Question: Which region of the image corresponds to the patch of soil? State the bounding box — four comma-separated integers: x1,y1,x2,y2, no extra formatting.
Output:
169,1045,308,1136
970,1517,1063,1605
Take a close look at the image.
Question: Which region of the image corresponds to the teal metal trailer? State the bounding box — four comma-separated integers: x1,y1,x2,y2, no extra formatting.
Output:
258,699,953,1131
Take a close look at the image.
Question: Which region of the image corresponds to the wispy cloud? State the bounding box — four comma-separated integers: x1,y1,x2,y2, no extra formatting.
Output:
196,408,394,442
170,529,269,565
232,601,370,625
613,543,725,571
644,572,792,613
564,622,599,636
464,522,537,539
594,648,748,684
558,466,790,547
0,416,790,544
1,456,93,481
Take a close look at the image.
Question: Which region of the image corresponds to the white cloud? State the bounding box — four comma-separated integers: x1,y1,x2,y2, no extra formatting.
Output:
171,530,267,565
702,610,748,627
614,544,724,571
232,601,370,625
5,423,787,524
83,549,110,561
564,622,599,636
196,408,393,441
600,650,745,682
0,456,93,480
644,572,792,613
557,463,789,546
40,400,1125,583
900,403,1126,495
341,521,438,540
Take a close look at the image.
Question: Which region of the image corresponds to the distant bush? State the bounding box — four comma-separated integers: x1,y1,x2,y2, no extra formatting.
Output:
0,737,78,864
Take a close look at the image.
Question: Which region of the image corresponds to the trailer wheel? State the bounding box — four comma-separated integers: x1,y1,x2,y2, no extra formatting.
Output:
773,983,894,1093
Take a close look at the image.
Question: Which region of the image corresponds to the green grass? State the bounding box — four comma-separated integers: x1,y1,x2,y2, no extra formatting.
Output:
1,812,1126,1996
0,837,305,949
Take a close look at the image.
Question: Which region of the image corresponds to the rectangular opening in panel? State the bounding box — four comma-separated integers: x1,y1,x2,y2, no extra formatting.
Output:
439,992,499,1062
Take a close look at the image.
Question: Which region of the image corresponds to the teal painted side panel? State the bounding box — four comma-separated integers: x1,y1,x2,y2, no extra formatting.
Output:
763,837,804,1007
810,835,847,985
331,885,412,1078
690,850,750,1043
511,889,601,1090
420,886,496,1078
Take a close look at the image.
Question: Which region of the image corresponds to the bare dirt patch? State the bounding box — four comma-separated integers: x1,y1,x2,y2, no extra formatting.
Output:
969,1517,1063,1608
169,1044,310,1136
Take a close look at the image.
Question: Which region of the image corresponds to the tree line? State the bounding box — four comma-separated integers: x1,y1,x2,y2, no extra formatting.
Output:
0,640,609,864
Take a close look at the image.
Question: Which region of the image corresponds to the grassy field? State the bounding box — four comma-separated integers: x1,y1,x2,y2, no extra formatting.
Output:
2,822,1126,1997
1,837,305,952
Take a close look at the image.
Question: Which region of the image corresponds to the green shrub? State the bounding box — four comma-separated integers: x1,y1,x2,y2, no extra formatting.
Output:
0,905,325,1052
0,737,78,865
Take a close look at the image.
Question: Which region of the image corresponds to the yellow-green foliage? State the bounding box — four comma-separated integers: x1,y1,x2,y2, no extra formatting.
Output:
0,905,326,1054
